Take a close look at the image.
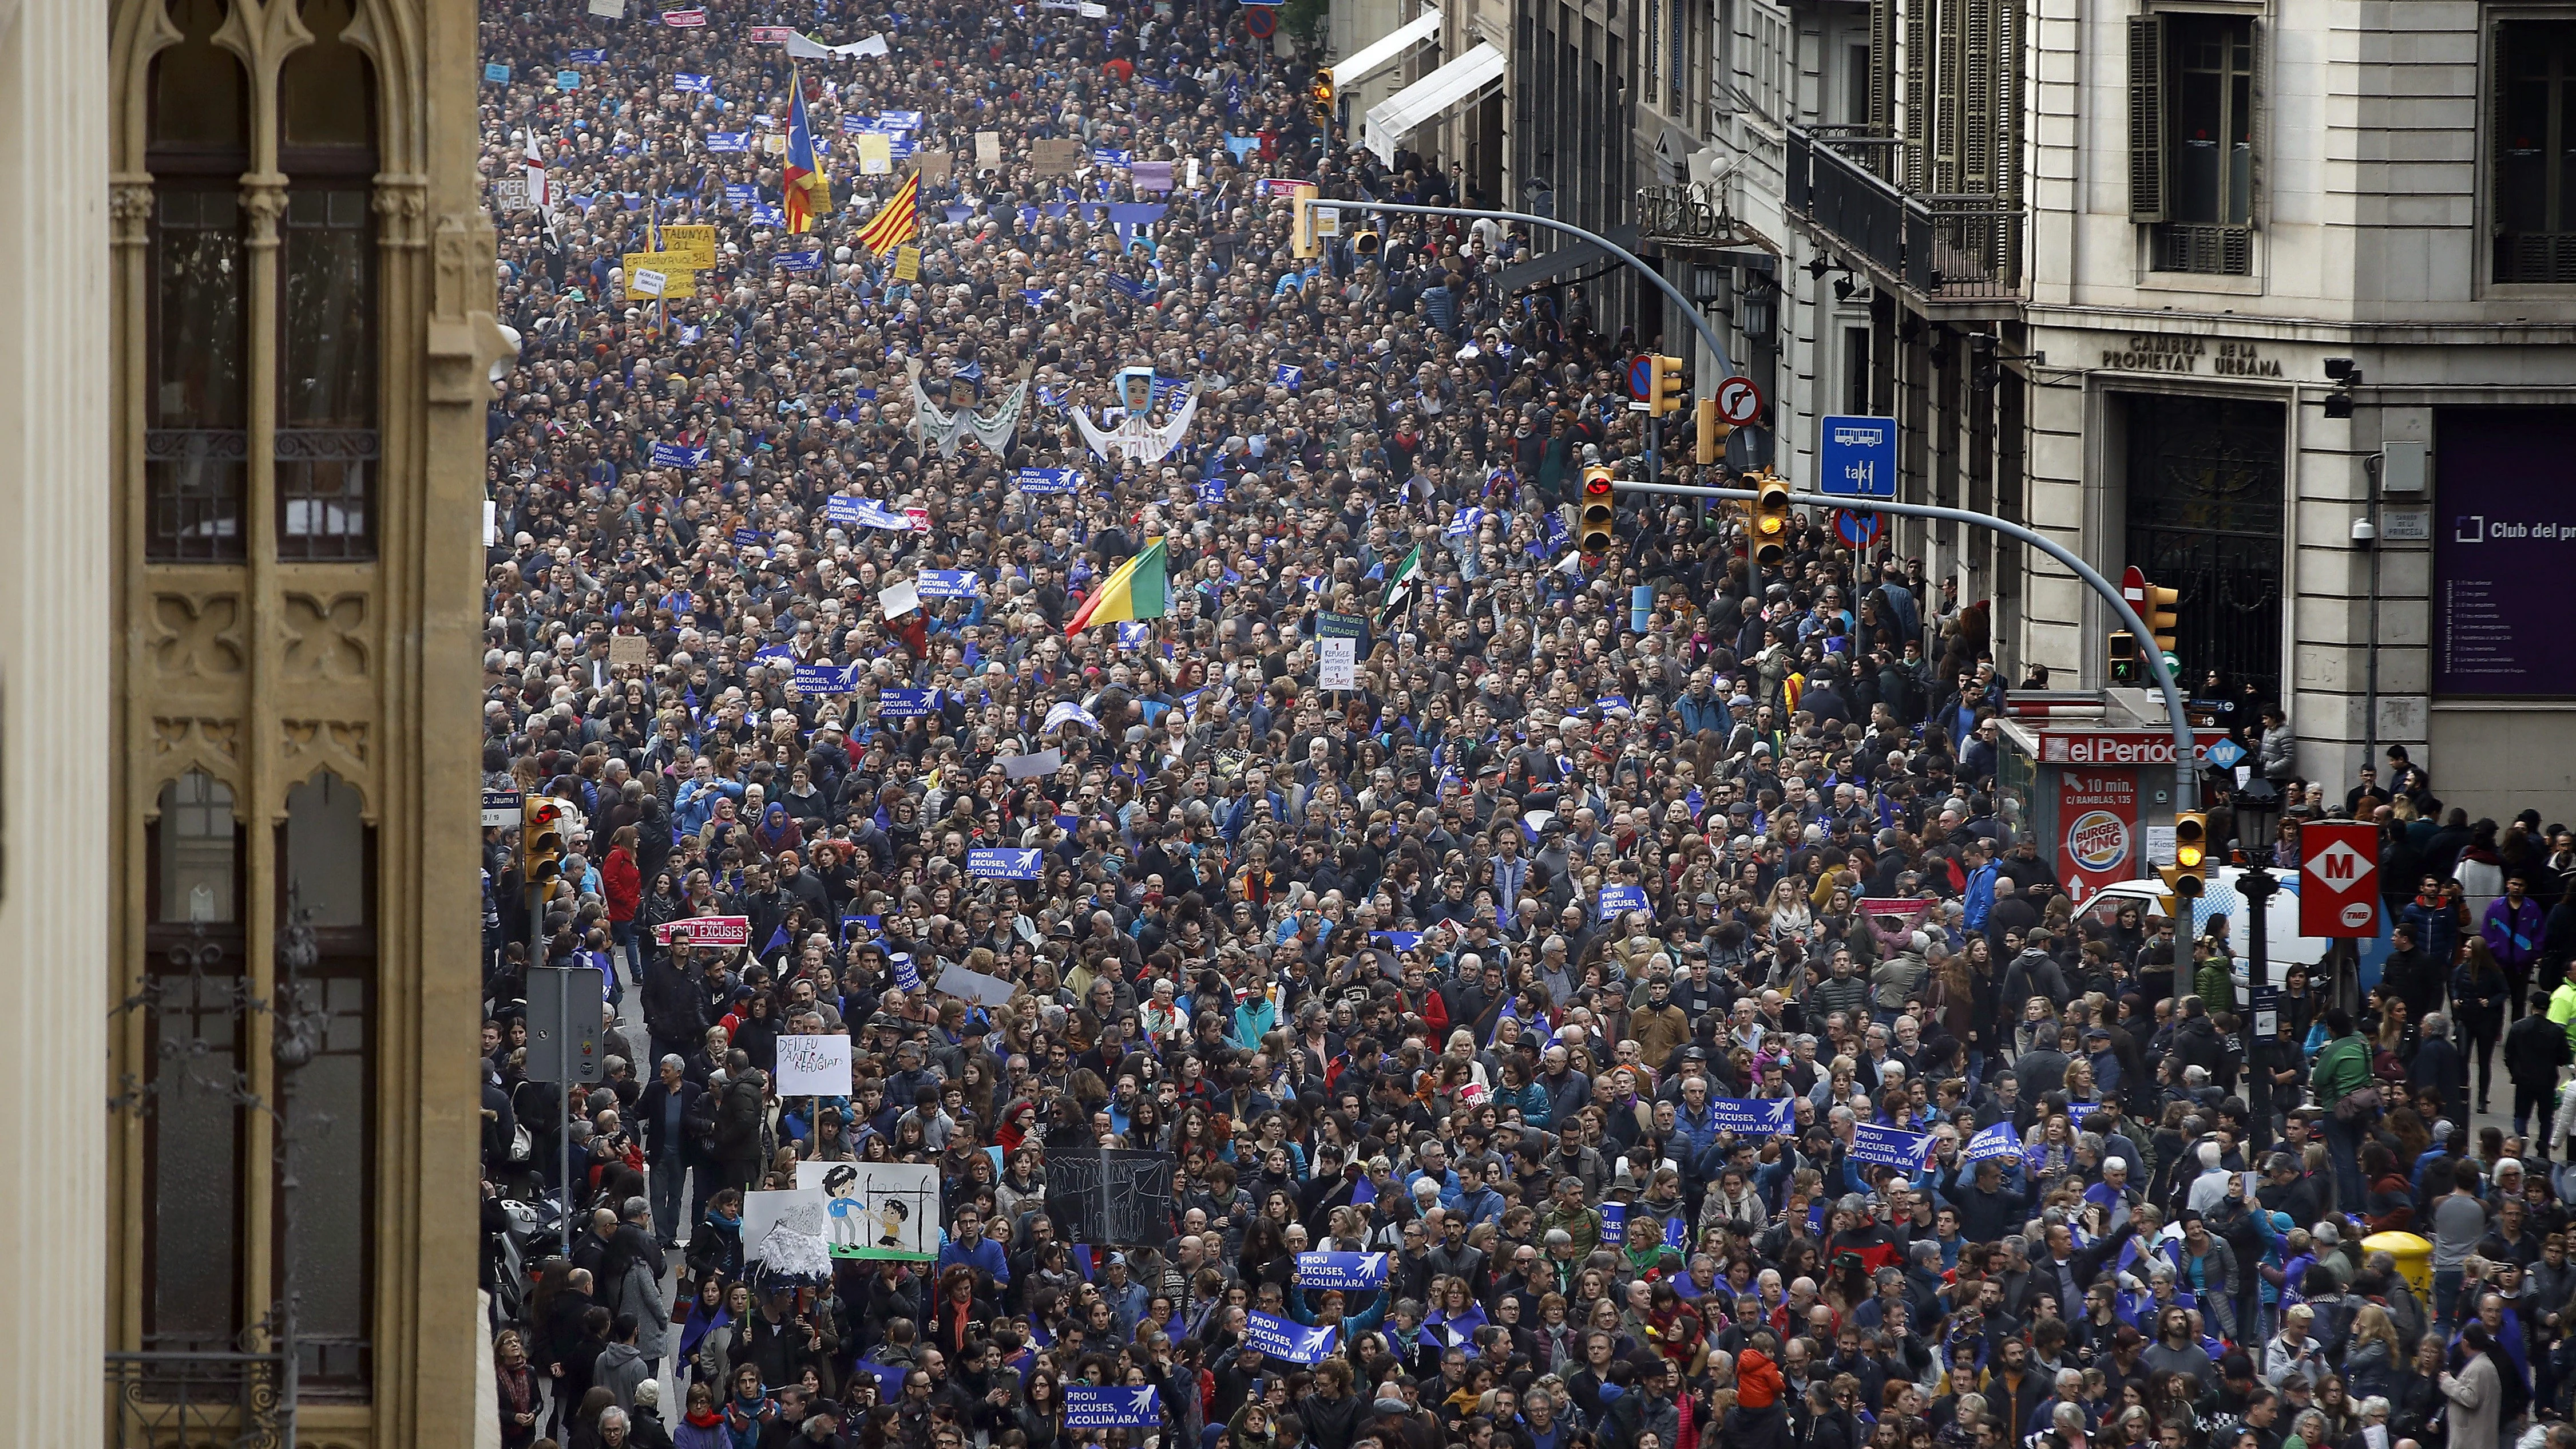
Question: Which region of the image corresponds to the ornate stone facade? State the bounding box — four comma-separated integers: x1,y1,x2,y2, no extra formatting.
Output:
97,0,496,1440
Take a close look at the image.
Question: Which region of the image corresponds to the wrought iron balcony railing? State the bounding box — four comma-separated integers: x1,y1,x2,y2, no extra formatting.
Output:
1785,125,2023,302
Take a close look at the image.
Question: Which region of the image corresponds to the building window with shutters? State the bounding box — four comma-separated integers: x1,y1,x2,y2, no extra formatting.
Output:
2494,19,2576,283
2129,11,2257,275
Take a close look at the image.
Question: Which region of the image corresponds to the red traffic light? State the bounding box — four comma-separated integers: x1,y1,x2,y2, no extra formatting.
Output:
1584,476,1614,498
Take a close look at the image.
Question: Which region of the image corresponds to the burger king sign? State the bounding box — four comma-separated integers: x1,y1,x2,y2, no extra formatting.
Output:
2056,771,2139,901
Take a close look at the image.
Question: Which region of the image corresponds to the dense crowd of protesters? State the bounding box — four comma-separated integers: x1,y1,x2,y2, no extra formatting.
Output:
469,1,2576,1447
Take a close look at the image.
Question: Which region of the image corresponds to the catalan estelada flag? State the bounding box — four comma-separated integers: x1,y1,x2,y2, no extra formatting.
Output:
1064,539,1169,636
781,66,831,234
855,168,920,256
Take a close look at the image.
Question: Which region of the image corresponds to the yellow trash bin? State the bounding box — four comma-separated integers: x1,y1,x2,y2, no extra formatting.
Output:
2365,1231,2434,1297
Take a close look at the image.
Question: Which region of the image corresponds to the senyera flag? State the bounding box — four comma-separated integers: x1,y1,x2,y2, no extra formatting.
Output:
855,169,919,255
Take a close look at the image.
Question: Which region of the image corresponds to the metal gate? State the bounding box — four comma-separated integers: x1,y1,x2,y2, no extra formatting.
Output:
2122,393,2285,703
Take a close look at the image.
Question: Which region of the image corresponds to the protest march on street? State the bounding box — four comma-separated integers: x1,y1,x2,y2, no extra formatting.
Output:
469,1,2576,1448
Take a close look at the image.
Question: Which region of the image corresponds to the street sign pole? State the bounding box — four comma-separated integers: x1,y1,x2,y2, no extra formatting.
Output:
554,962,573,1254
1614,478,2201,810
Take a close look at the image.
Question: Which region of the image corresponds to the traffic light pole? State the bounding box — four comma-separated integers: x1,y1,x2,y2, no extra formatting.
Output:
1614,478,2201,811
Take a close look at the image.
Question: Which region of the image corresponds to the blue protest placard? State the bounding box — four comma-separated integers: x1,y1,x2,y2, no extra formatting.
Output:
876,687,939,718
1016,467,1079,494
1196,480,1226,505
916,569,979,598
1293,1252,1388,1291
484,62,513,83
1597,884,1650,923
793,664,855,695
1242,1309,1337,1364
1849,1122,1936,1172
556,69,582,89
1664,1215,1691,1249
724,183,760,208
566,47,607,62
878,109,925,130
773,249,823,271
967,848,1045,881
891,953,921,993
1274,364,1303,390
731,528,768,548
1707,1096,1797,1136
675,72,711,91
1064,1385,1160,1429
1961,1120,2020,1165
1818,414,1898,499
825,494,865,525
650,441,709,468
1600,1202,1626,1238
705,132,750,152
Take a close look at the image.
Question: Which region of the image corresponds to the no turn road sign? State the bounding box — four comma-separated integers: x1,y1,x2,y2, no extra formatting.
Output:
1713,375,1763,426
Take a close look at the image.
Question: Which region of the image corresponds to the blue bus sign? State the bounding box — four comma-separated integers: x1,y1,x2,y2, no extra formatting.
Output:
1818,414,1897,498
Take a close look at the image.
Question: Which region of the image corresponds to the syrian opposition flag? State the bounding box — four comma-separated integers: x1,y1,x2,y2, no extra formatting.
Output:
1064,538,1170,636
1376,544,1424,626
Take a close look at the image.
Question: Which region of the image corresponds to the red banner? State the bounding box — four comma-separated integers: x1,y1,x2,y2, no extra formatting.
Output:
2299,821,2383,937
747,23,792,40
654,914,749,947
2055,769,2139,902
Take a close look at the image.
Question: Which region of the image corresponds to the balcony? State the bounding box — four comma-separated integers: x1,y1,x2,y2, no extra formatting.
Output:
1784,125,2023,316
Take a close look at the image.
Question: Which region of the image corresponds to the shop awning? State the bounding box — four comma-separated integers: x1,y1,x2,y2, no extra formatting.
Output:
1330,10,1440,90
1360,43,1505,165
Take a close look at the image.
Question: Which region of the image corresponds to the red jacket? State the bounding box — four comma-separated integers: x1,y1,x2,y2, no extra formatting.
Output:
603,848,641,922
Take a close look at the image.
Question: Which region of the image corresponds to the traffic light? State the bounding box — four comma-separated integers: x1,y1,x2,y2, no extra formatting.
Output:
2142,576,2180,658
1650,355,1686,417
521,797,568,910
1750,471,1791,569
1309,68,1335,120
1579,466,1616,552
2161,810,2209,911
1694,397,1731,465
1351,228,1381,257
1290,194,1320,259
2107,629,2139,684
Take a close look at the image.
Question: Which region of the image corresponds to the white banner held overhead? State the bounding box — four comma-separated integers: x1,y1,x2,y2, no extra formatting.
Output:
774,1034,854,1096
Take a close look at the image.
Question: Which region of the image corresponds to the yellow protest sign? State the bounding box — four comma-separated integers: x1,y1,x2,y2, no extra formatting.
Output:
621,252,699,299
891,244,920,282
659,224,717,268
858,133,894,175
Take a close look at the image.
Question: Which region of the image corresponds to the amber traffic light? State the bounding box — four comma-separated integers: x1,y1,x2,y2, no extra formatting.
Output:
2160,810,2209,915
1751,472,1790,568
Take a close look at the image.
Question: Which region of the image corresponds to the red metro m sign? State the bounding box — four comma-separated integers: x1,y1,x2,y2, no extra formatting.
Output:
2298,821,2383,937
